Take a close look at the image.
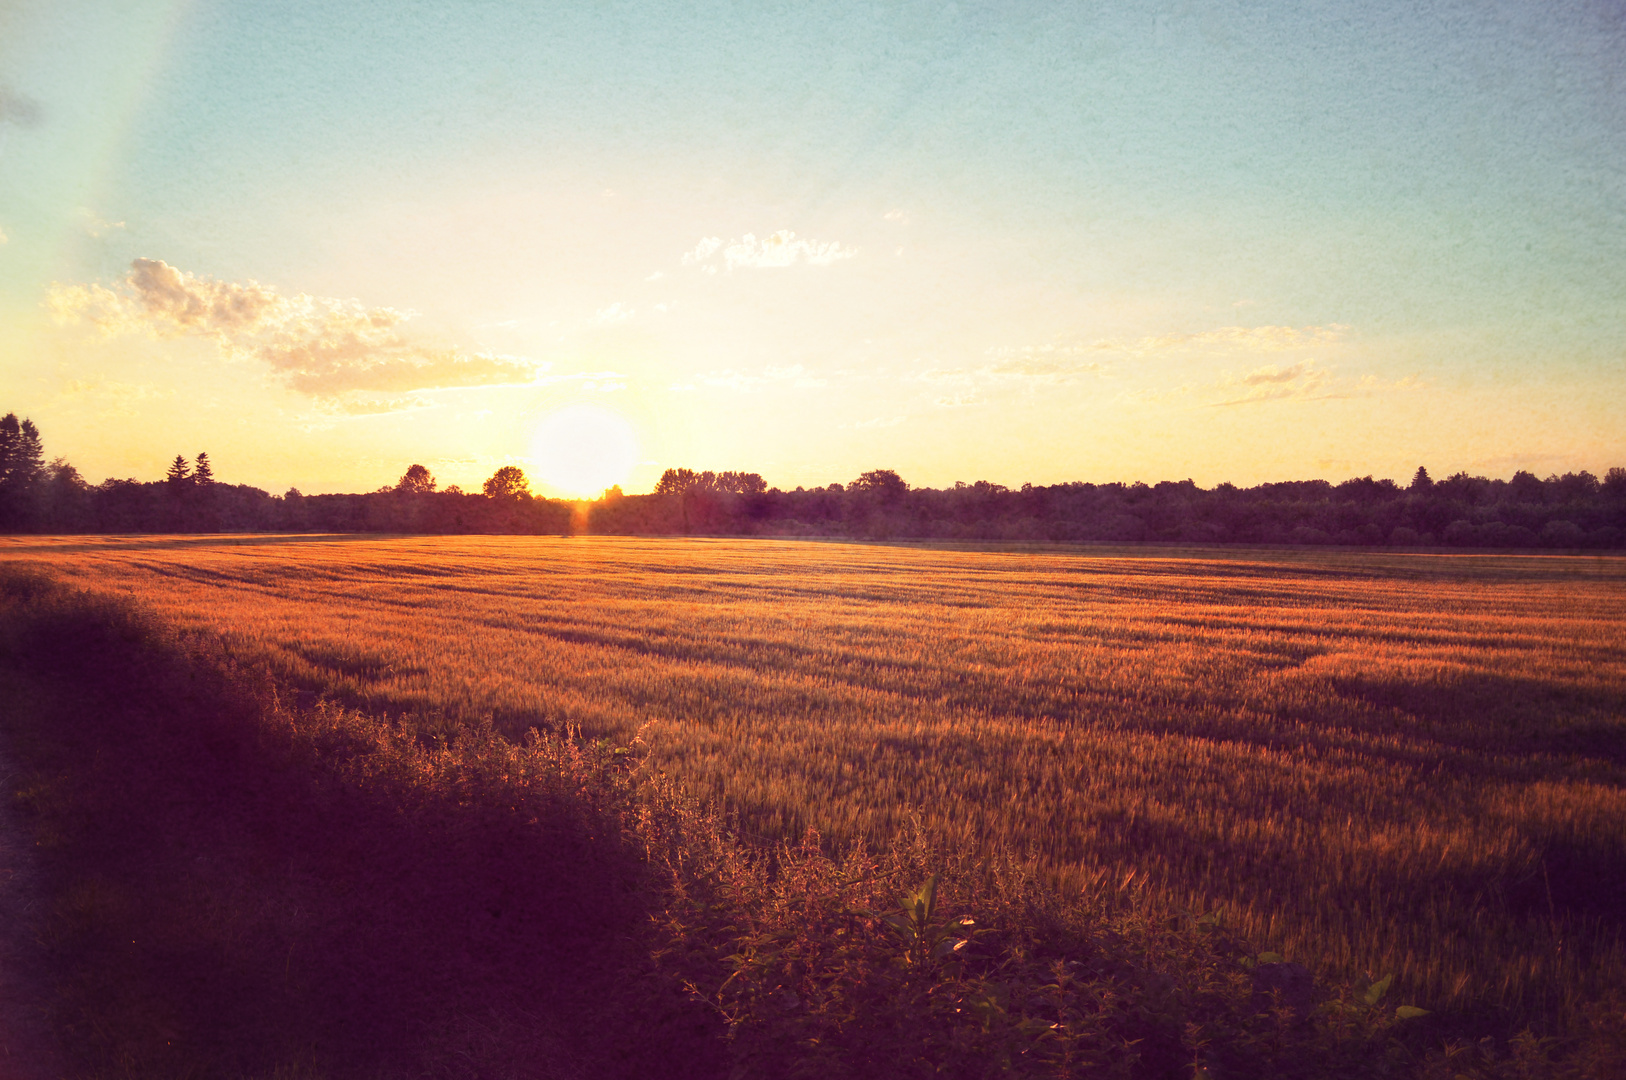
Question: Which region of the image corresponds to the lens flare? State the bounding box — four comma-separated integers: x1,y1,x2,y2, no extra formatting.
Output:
529,404,639,497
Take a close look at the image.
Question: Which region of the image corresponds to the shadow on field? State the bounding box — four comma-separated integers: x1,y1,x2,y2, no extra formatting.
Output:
1330,669,1626,769
0,572,722,1079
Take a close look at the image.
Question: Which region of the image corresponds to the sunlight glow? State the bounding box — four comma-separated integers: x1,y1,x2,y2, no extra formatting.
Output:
528,404,639,498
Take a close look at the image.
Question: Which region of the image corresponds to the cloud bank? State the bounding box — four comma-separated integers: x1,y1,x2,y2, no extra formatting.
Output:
48,259,543,404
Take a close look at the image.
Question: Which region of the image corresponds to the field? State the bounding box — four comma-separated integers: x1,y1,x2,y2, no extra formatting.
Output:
4,534,1624,1046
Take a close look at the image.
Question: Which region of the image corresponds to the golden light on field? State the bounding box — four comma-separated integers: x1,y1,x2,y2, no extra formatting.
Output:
528,404,640,498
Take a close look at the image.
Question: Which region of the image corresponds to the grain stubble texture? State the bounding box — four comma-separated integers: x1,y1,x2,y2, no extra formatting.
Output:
3,534,1623,1027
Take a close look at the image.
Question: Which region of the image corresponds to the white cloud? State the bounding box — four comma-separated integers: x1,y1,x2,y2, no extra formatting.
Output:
645,270,664,282
47,258,545,406
683,230,855,270
682,237,723,264
883,209,909,223
594,301,635,323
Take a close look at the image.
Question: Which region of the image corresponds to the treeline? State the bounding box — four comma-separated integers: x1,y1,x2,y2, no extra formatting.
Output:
4,412,1625,546
0,416,570,535
598,466,1626,549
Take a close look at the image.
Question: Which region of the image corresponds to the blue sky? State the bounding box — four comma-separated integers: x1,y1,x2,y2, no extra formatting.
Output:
3,0,1622,494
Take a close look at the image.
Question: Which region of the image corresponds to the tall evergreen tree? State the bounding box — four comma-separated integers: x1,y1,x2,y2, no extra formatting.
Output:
194,452,214,485
0,414,44,490
166,454,192,488
14,419,44,487
0,413,17,488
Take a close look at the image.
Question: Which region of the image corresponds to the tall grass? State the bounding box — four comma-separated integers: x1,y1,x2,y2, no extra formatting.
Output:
3,535,1623,1045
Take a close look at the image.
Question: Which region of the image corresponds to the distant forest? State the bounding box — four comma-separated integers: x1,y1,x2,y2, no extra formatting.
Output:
4,412,1625,548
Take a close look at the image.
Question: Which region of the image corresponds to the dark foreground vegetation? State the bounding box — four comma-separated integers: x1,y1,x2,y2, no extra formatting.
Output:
1,568,1622,1078
4,411,1625,546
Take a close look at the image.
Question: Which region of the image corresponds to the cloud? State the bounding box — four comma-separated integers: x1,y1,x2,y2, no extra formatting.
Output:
1137,324,1346,353
980,344,1107,383
0,88,42,127
594,301,634,323
76,207,125,238
1211,360,1334,406
912,345,1107,402
1241,361,1311,386
48,259,546,405
683,237,723,264
683,230,855,270
852,415,906,428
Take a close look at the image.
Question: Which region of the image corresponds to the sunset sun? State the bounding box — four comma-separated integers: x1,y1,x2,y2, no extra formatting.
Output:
528,404,639,499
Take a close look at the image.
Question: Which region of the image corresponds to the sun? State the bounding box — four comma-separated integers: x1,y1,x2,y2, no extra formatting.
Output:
528,404,640,498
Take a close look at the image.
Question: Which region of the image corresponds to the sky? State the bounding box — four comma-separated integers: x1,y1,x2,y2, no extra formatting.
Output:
2,0,1623,497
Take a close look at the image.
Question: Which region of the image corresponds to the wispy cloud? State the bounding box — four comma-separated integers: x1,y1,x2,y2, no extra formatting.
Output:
594,301,634,323
1137,324,1346,353
1211,360,1335,406
48,259,545,406
682,230,855,272
76,207,125,238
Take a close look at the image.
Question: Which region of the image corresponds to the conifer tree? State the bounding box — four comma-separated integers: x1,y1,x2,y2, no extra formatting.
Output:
194,452,214,485
166,454,192,488
0,414,44,491
15,419,44,487
0,414,18,488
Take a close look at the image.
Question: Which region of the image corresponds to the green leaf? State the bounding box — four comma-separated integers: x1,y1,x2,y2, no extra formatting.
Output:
1395,1005,1430,1020
1365,974,1394,1006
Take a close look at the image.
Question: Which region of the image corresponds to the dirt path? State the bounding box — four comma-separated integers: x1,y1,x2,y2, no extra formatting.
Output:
0,734,61,1080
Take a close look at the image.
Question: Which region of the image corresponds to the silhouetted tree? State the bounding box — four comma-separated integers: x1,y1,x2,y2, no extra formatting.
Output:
1409,466,1433,491
193,452,214,485
165,455,192,490
849,469,908,502
397,464,437,494
483,466,530,499
0,414,44,490
654,468,699,495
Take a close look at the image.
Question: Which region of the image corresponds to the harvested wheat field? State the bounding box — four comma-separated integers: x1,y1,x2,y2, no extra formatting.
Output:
5,534,1624,1033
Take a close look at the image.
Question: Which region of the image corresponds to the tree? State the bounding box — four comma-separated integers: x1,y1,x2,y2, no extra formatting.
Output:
397,463,437,495
166,454,192,489
193,452,214,485
849,469,909,502
483,465,530,499
0,414,44,491
654,468,700,495
1409,466,1432,491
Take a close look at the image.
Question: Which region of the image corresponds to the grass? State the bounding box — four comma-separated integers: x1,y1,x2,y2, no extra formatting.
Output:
2,534,1624,1073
